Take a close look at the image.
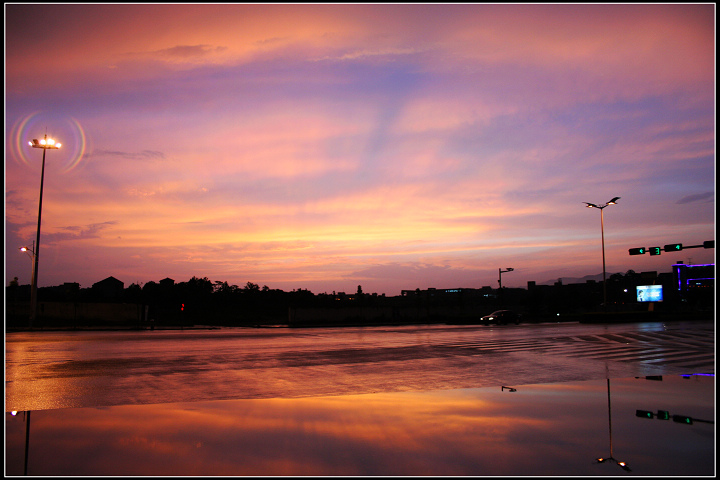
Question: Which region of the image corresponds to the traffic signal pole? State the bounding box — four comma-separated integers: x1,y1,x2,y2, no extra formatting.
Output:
629,240,714,256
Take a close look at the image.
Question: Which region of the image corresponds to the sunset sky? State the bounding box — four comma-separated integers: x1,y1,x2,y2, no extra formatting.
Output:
5,4,715,295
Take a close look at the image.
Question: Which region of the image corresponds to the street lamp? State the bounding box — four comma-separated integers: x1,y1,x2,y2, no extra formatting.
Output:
583,197,620,310
28,134,61,327
498,267,514,289
20,242,35,259
19,242,36,288
498,267,514,306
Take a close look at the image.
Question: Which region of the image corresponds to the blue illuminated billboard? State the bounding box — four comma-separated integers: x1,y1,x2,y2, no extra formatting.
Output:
636,285,663,302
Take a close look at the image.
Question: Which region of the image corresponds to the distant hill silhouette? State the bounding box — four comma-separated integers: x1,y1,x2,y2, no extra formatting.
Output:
540,272,621,286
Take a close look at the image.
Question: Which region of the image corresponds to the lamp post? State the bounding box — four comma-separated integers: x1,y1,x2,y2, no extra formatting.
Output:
498,267,514,306
19,242,36,287
28,134,61,327
583,197,620,310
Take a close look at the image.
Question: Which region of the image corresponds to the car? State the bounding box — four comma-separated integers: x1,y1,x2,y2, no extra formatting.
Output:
479,310,521,325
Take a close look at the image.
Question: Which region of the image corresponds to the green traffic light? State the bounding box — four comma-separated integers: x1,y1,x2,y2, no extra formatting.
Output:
673,415,693,424
636,410,654,419
657,410,670,420
629,247,646,255
663,243,682,252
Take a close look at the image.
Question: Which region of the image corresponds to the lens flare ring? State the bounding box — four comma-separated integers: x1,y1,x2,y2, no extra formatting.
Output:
9,112,89,174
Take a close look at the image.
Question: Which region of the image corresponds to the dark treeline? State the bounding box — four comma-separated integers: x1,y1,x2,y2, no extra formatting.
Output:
5,269,713,329
7,276,324,326
131,277,321,324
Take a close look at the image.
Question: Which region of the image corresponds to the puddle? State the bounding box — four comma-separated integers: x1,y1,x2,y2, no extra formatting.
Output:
5,374,714,476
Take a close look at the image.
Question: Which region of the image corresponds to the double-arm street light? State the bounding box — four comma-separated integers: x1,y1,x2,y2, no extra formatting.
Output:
583,197,620,310
28,135,61,327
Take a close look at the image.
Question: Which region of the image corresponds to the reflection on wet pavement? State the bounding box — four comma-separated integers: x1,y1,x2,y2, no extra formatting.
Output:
6,375,714,476
5,322,714,411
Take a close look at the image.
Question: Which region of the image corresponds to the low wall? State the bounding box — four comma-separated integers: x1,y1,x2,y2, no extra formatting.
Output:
288,305,482,327
7,301,145,327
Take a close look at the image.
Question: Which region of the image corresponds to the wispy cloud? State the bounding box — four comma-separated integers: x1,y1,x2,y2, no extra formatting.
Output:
42,222,118,245
89,150,166,160
154,44,228,59
676,192,714,204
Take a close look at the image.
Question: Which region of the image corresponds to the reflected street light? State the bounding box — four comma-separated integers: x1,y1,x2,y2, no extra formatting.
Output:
583,197,620,310
595,457,631,472
594,377,631,471
28,134,61,327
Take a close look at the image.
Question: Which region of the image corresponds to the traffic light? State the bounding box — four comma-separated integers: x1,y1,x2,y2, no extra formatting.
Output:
657,410,670,420
703,240,714,249
663,243,682,252
673,415,693,425
629,247,646,255
636,410,654,419
649,247,661,256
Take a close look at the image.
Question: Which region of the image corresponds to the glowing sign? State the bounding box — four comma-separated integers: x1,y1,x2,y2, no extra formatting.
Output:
636,285,663,302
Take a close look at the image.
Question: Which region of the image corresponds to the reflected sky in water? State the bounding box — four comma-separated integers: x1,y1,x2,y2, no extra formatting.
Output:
6,374,714,476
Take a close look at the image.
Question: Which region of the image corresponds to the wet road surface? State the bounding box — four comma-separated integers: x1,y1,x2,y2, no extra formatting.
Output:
5,320,714,411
